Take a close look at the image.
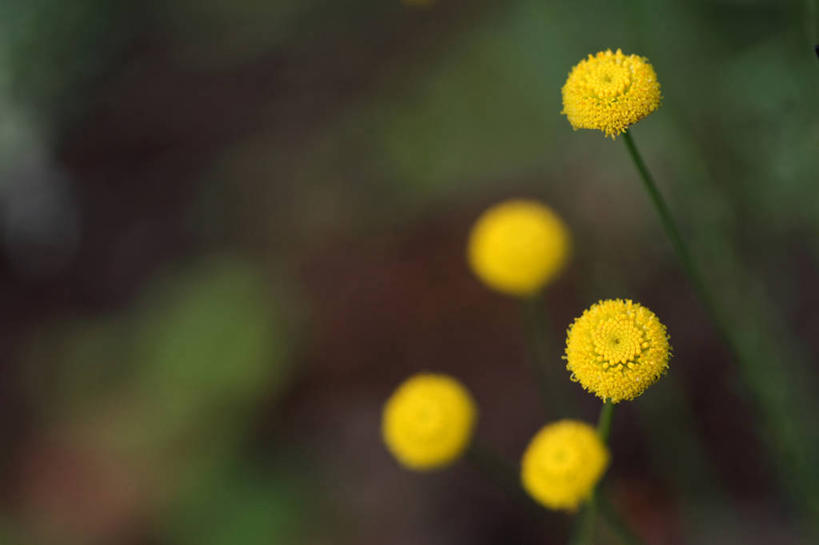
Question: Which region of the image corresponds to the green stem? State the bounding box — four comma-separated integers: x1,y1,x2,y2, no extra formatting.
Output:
572,402,615,545
624,129,819,541
598,493,647,545
572,490,599,545
597,401,614,442
466,442,548,520
523,294,553,413
622,130,702,299
622,130,742,365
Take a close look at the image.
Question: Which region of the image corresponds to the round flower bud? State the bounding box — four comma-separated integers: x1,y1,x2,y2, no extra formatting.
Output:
382,373,477,470
521,420,609,512
562,49,661,138
565,299,671,403
467,200,571,297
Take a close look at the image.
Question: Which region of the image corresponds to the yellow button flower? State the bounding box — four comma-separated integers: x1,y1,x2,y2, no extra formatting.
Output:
467,200,571,297
521,420,609,512
382,373,477,470
565,299,671,403
562,49,661,138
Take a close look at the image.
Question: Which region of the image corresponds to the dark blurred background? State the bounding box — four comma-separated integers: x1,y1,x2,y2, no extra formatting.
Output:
0,0,817,543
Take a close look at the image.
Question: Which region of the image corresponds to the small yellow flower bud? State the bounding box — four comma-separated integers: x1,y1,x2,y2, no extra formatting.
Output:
382,374,477,470
521,420,609,512
467,200,571,297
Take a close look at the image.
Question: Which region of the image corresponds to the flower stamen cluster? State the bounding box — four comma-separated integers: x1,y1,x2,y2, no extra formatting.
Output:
561,49,661,138
382,374,476,470
521,420,609,511
565,299,671,403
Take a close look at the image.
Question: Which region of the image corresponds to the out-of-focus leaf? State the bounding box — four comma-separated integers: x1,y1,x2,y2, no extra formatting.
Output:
133,258,288,426
0,0,138,124
20,318,130,419
162,465,304,545
378,1,561,196
155,0,312,66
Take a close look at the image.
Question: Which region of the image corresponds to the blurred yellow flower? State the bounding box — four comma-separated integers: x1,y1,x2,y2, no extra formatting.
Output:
382,373,476,470
562,49,661,138
565,299,671,403
467,200,571,297
521,420,609,511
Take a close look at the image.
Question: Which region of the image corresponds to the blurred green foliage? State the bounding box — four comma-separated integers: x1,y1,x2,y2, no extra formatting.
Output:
24,258,290,417
155,0,309,66
135,259,286,419
0,0,137,127
19,258,302,544
380,1,558,195
162,464,304,545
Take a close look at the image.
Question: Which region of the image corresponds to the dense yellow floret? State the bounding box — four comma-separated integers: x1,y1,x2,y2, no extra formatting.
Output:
521,420,609,512
382,374,476,470
562,49,661,138
565,299,671,403
467,200,571,297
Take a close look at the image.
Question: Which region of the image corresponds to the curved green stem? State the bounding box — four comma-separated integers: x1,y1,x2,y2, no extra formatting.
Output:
622,131,704,300
523,294,577,416
622,130,743,365
572,402,616,545
572,490,598,545
599,493,647,545
624,129,819,541
466,442,550,521
597,401,614,442
523,295,553,413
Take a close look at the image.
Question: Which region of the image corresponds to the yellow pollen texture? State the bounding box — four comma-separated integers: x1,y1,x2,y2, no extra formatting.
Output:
521,420,609,512
564,299,671,403
382,373,476,470
561,49,661,138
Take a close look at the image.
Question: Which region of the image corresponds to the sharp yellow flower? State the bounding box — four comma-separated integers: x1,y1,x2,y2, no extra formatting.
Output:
565,299,671,403
467,200,571,297
562,49,661,138
382,373,477,470
521,420,609,512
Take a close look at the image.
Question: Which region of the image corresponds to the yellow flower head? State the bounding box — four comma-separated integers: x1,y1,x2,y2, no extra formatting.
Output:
565,299,671,403
521,420,609,512
467,200,571,297
561,49,661,138
382,373,477,470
